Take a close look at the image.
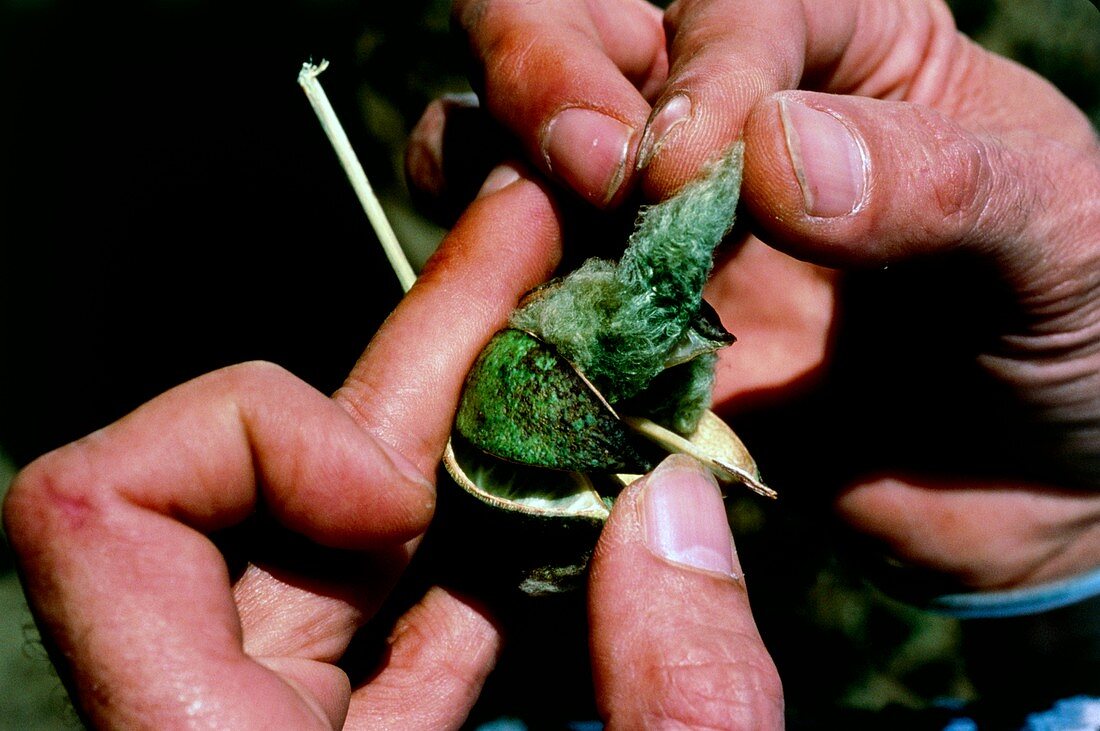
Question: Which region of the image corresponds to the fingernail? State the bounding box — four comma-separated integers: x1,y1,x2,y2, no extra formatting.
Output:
542,107,633,206
476,163,522,198
406,104,447,197
643,454,737,577
778,96,867,218
637,94,692,170
379,441,435,500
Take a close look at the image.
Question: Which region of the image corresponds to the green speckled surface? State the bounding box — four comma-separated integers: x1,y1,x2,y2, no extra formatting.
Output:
455,330,653,472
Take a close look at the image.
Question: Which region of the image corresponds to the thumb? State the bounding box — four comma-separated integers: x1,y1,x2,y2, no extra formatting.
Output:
741,90,1100,291
588,455,783,730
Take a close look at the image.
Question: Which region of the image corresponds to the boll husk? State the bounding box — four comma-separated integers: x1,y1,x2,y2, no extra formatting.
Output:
444,142,773,595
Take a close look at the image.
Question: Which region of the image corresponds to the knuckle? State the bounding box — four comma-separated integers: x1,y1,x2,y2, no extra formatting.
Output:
384,592,499,691
217,359,294,389
935,130,991,227
209,360,303,409
906,106,994,236
3,446,103,552
480,26,553,105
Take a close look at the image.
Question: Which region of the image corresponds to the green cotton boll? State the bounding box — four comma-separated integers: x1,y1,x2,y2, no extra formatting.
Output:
619,352,719,435
510,141,744,416
510,259,673,403
616,141,745,333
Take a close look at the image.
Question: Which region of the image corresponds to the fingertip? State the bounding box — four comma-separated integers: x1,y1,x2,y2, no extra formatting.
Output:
255,656,351,730
475,161,523,199
634,0,806,200
775,94,869,219
347,587,502,728
405,93,516,226
636,93,693,172
337,161,563,479
405,97,449,199
743,91,883,265
743,90,1056,273
742,92,818,234
590,455,783,729
639,454,739,578
541,106,639,207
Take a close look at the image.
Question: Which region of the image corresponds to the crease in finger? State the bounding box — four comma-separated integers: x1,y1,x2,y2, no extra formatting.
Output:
344,587,502,731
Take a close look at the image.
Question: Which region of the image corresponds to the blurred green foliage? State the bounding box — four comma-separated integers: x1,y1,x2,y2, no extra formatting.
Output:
0,0,1096,728
950,0,1100,127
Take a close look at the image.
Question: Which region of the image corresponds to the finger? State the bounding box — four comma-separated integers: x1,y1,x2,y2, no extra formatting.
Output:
836,475,1100,592
589,455,784,729
335,164,564,477
15,361,433,546
3,362,431,727
742,90,1100,450
405,93,521,227
455,0,665,206
742,90,1100,290
642,0,1097,198
705,236,837,410
635,0,807,197
344,587,502,730
798,0,1098,147
234,165,561,679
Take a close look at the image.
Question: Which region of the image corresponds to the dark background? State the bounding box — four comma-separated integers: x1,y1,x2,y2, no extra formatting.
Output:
0,0,465,466
0,0,1097,727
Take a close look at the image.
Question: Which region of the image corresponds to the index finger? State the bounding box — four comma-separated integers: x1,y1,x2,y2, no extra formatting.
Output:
334,166,564,478
455,0,666,207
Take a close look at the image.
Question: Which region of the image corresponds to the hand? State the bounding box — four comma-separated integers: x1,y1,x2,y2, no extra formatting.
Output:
589,455,783,729
2,169,564,729
426,0,1100,592
4,165,787,728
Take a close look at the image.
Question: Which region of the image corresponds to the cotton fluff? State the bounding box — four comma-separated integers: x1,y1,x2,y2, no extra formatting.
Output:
510,141,744,432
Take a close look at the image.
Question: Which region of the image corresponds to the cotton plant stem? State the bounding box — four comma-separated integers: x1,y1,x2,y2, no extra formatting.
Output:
297,60,417,293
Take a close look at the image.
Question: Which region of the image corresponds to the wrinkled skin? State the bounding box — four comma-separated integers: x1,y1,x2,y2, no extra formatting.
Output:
406,0,1100,723
4,0,1099,728
4,172,781,728
413,0,1100,593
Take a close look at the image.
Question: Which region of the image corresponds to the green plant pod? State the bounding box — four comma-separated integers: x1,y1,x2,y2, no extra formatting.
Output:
442,406,771,595
442,143,773,596
454,329,655,473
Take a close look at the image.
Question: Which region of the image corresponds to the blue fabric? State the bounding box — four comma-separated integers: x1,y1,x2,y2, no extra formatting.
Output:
473,719,527,731
472,719,603,730
937,696,1100,730
473,700,1100,730
1023,696,1100,731
925,565,1100,618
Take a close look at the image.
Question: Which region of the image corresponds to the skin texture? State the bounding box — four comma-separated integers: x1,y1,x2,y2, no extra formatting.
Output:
4,168,781,728
589,455,783,729
429,0,1100,593
4,176,564,729
5,0,1099,728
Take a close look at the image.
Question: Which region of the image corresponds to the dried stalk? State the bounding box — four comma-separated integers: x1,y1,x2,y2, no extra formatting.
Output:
297,60,416,293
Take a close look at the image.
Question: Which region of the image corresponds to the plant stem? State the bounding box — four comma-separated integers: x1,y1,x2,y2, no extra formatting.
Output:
297,61,416,293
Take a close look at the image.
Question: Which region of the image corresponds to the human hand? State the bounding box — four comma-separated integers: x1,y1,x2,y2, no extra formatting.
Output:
422,0,1100,593
2,167,565,729
3,166,789,728
588,454,783,729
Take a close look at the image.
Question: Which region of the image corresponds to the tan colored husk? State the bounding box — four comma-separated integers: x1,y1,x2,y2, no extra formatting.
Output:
443,409,775,521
